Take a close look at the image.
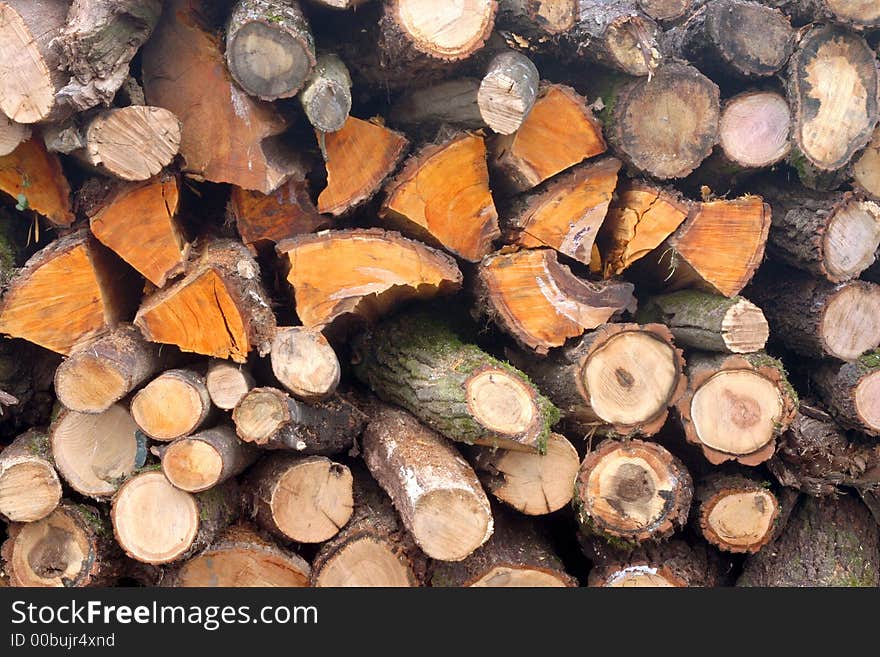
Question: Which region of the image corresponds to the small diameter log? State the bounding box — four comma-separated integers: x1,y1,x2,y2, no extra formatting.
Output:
475,248,635,354
243,454,353,544
490,83,606,193
205,360,255,411
50,405,144,499
512,323,685,438
0,116,29,156
714,91,791,174
0,137,73,226
477,50,539,135
233,387,366,455
0,430,61,523
158,426,260,493
677,353,798,466
2,502,124,587
431,507,574,586
505,157,621,267
353,312,558,452
276,228,462,331
131,369,212,442
853,127,880,200
636,291,769,354
363,405,493,562
112,473,239,565
135,239,277,362
587,538,722,587
316,116,409,215
497,0,576,34
299,53,352,133
574,438,693,544
226,0,316,101
390,78,485,132
637,0,692,21
738,495,879,587
270,326,340,401
467,432,579,515
812,352,880,437
380,133,499,262
166,523,310,587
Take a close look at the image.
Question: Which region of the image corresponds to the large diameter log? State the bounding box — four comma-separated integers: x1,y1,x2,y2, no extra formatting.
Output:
477,50,539,135
205,359,255,411
363,405,493,562
0,137,73,226
587,538,722,587
299,53,352,133
131,369,212,442
158,426,260,493
0,430,61,523
353,312,559,453
812,353,880,437
270,326,340,401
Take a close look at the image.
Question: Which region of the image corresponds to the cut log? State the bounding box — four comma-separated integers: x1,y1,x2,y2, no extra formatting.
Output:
475,248,635,354
587,538,722,587
276,228,462,331
233,386,366,455
2,502,125,587
0,231,138,355
243,454,353,544
112,473,239,565
316,116,409,215
270,326,340,401
0,430,61,523
225,0,316,101
88,175,188,287
496,0,577,35
54,325,171,414
353,312,558,452
504,157,621,267
135,238,277,362
362,405,493,561
812,353,880,437
636,291,769,354
490,83,606,193
477,50,539,135
715,90,791,171
0,115,28,156
131,369,212,442
467,432,579,515
205,359,255,411
511,323,685,437
637,0,693,21
676,353,798,466
158,426,260,493
431,507,574,586
50,404,144,499
166,523,310,587
299,53,352,133
852,127,880,200
763,0,880,28
0,137,73,226
738,495,879,587
380,133,499,262
390,78,485,132
574,438,693,544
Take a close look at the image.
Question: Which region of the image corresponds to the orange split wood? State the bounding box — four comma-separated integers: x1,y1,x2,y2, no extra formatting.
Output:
0,137,73,226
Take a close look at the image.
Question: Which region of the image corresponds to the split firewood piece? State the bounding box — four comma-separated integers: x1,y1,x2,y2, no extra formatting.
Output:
599,63,720,179
852,127,880,200
475,248,635,354
135,239,277,362
637,0,693,22
467,432,579,515
738,495,879,587
677,353,798,466
812,353,880,437
353,312,559,452
597,180,690,277
0,430,61,523
574,438,693,545
299,53,352,133
390,78,485,132
0,116,28,156
380,133,499,262
276,228,462,330
0,231,138,355
166,523,311,587
205,359,255,411
0,0,69,123
477,50,539,135
431,507,575,586
0,137,73,226
586,538,723,587
786,25,878,182
311,467,427,587
512,323,685,438
131,369,212,442
665,0,794,78
490,83,606,193
749,270,880,361
504,157,621,266
636,291,769,354
50,404,144,499
316,116,409,215
496,0,577,35
270,326,341,401
243,454,353,544
141,0,301,193
156,426,260,493
2,502,125,587
633,195,771,297
713,91,791,174
233,387,366,455
53,0,163,112
363,405,493,561
112,473,239,565
88,176,188,287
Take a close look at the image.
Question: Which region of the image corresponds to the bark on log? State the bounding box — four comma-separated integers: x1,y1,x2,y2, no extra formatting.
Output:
477,50,539,135
390,78,485,133
760,0,880,28
0,430,61,523
0,136,74,226
157,426,260,493
587,538,723,586
270,326,340,401
496,0,577,35
131,368,213,442
812,352,880,437
205,359,255,411
299,53,352,133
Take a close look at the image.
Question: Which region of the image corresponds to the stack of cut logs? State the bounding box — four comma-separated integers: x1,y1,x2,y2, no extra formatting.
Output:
1,0,880,588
